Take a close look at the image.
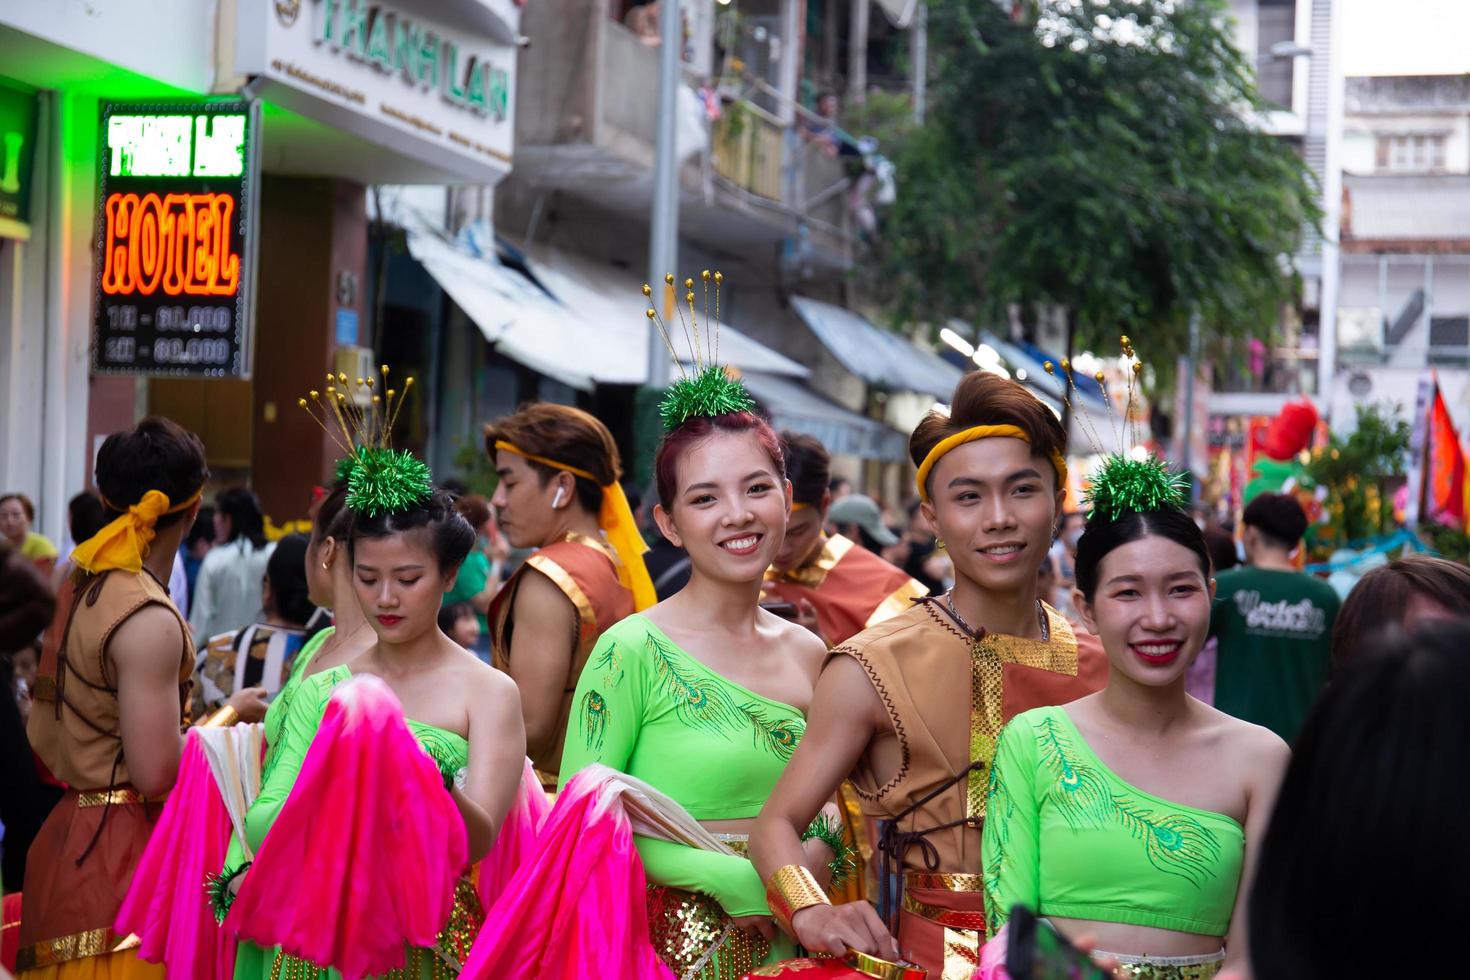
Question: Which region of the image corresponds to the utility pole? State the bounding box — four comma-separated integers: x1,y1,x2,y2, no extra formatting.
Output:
911,3,927,124
648,0,683,388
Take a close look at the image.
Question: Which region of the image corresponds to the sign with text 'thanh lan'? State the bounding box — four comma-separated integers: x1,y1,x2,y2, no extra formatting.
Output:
93,101,258,378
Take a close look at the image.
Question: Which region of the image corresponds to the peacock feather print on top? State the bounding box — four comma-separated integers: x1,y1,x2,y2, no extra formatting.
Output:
1036,714,1222,886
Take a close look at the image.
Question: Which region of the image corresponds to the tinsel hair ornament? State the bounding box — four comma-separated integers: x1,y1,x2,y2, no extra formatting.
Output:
298,363,432,519
223,675,467,980
1042,337,1190,523
644,270,758,430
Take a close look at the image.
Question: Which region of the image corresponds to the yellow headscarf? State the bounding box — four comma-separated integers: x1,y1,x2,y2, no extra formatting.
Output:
494,441,655,611
915,424,1068,503
72,487,204,575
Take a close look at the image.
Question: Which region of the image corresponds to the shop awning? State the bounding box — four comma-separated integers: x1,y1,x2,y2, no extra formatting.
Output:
790,296,962,400
405,222,807,390
741,371,910,462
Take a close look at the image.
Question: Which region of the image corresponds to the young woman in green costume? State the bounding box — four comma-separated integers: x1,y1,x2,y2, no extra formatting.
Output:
983,459,1289,980
218,390,529,978
224,479,379,979
558,387,841,978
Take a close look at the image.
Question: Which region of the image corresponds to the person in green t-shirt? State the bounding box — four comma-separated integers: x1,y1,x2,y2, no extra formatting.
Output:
1210,493,1339,743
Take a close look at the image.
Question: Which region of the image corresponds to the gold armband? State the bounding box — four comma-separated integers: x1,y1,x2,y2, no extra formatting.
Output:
202,704,239,728
766,863,831,934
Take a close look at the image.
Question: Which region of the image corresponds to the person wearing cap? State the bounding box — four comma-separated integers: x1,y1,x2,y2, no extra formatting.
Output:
751,373,1107,978
485,404,652,788
766,433,928,650
825,494,898,555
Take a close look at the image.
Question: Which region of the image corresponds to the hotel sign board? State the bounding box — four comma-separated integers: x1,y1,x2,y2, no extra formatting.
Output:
92,101,259,378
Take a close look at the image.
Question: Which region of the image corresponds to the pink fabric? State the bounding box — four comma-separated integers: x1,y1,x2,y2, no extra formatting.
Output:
114,730,237,980
459,768,675,980
973,924,1011,980
224,676,467,980
475,758,551,910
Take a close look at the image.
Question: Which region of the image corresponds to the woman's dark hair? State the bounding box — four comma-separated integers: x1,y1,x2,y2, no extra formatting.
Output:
348,487,476,575
214,486,268,550
95,417,209,532
1249,620,1470,980
0,493,36,523
68,492,107,545
485,403,622,515
1073,507,1211,601
264,534,316,627
186,506,216,550
1203,528,1239,574
312,484,353,544
780,431,830,508
911,373,1067,497
437,601,476,636
454,494,492,533
1330,554,1470,670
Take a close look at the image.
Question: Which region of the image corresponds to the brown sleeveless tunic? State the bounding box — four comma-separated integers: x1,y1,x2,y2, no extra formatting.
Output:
19,569,193,971
490,532,635,779
830,598,1107,979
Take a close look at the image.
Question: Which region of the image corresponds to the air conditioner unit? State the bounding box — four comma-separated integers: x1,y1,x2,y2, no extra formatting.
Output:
333,345,376,407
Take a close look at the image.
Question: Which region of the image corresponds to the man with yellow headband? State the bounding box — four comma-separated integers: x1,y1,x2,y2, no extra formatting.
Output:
751,373,1108,979
484,403,651,787
19,417,260,979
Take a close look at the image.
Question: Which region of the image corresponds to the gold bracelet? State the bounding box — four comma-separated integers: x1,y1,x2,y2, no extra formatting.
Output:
202,704,239,728
766,863,831,934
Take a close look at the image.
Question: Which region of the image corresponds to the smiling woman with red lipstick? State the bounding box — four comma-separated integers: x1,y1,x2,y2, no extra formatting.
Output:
983,457,1290,980
553,360,837,977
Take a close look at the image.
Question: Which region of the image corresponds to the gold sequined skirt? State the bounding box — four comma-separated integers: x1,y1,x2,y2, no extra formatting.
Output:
646,884,772,980
265,876,484,980
1097,949,1225,980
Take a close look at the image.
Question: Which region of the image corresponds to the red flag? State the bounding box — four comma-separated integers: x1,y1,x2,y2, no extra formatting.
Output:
1425,383,1467,528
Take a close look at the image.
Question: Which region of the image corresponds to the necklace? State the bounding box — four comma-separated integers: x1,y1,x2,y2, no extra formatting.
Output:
945,590,1050,642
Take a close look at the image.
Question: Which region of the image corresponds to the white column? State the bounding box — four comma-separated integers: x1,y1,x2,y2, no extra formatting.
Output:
777,0,802,126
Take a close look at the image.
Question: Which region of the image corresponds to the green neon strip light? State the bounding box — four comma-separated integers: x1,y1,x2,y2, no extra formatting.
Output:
107,113,246,179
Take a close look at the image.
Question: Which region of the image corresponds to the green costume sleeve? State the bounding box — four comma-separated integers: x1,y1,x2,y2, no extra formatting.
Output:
635,837,770,918
983,718,1042,939
243,667,343,855
559,627,773,919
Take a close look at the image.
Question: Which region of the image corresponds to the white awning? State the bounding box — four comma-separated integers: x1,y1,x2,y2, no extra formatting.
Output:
406,221,808,390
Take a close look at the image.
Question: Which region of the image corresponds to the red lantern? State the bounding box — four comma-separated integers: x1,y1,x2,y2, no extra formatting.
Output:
1263,398,1319,461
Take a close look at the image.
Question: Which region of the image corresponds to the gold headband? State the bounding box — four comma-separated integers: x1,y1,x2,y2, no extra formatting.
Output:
72,487,204,575
914,425,1068,503
494,440,655,611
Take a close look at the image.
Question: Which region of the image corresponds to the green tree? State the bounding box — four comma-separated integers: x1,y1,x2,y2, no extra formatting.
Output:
1304,403,1411,551
868,0,1320,372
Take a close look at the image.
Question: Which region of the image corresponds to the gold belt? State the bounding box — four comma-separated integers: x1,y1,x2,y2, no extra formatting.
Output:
904,872,983,893
75,788,165,808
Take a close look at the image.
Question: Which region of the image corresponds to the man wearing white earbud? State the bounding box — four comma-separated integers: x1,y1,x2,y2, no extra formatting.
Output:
485,404,654,790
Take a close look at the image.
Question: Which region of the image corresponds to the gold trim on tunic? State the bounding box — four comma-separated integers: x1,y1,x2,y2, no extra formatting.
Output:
901,893,988,931
941,927,982,980
966,603,1078,820
904,872,983,892
75,787,164,808
526,553,597,634
864,579,929,628
15,926,132,969
764,534,855,589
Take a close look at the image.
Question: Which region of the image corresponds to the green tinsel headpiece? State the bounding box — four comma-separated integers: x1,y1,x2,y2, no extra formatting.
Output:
644,270,758,430
659,364,756,429
1083,453,1190,522
300,365,432,518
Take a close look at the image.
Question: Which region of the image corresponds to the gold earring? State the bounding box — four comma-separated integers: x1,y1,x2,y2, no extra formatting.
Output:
321,561,330,570
935,539,946,552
